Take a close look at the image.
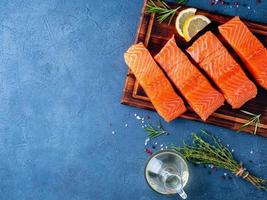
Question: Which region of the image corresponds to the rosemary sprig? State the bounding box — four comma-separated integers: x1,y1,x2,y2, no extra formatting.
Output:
172,130,267,191
175,0,187,3
145,120,167,139
239,110,261,135
146,0,186,24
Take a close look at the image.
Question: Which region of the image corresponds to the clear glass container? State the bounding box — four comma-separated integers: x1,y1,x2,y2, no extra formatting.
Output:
145,150,189,199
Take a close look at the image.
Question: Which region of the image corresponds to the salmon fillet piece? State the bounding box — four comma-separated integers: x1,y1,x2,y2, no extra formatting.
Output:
187,31,257,109
124,43,186,122
155,36,224,121
219,16,267,89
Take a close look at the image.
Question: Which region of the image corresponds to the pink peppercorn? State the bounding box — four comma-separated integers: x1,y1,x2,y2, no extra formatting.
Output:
144,148,153,155
234,1,239,6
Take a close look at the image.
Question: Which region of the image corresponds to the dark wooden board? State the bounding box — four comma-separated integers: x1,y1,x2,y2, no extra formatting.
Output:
121,0,267,137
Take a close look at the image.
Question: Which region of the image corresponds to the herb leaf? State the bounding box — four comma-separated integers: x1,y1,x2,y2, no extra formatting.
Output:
146,0,186,25
239,110,261,135
144,120,167,140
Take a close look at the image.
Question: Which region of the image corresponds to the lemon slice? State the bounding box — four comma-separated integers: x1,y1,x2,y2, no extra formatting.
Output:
175,8,197,37
183,15,211,42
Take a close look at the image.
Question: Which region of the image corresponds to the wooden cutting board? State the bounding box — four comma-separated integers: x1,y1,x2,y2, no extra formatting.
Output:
121,1,267,137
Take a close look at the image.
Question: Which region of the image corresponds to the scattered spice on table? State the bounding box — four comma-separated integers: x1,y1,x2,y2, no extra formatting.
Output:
145,138,150,146
144,148,153,155
209,0,260,8
136,116,141,120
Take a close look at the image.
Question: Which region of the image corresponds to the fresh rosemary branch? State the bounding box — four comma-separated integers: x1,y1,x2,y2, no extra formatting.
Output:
146,0,186,24
239,110,261,135
145,120,167,139
172,130,267,191
175,0,187,3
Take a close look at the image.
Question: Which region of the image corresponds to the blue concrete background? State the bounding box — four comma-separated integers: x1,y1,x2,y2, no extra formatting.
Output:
0,0,266,199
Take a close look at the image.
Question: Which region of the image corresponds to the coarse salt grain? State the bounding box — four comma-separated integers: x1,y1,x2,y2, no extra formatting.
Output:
224,173,227,176
160,148,164,150
248,6,250,9
125,124,128,127
160,144,163,147
112,131,115,135
134,113,137,117
231,149,234,152
145,138,150,146
136,116,141,120
142,121,144,124
142,125,144,128
250,150,253,154
155,142,158,145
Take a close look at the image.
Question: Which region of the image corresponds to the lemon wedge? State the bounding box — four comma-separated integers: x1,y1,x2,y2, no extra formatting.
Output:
183,15,211,42
175,8,197,37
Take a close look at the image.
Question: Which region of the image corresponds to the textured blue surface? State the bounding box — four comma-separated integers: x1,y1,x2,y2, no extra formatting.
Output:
0,0,266,199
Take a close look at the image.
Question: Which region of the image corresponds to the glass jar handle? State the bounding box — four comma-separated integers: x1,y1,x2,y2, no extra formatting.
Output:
162,171,187,199
176,187,187,199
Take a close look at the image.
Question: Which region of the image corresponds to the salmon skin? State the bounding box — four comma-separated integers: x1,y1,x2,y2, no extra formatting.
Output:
124,43,186,122
219,16,267,89
155,36,224,121
187,31,257,109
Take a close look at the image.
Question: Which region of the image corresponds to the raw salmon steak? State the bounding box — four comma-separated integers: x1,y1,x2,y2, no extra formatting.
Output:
155,36,224,121
187,31,257,109
219,16,267,89
124,43,186,122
